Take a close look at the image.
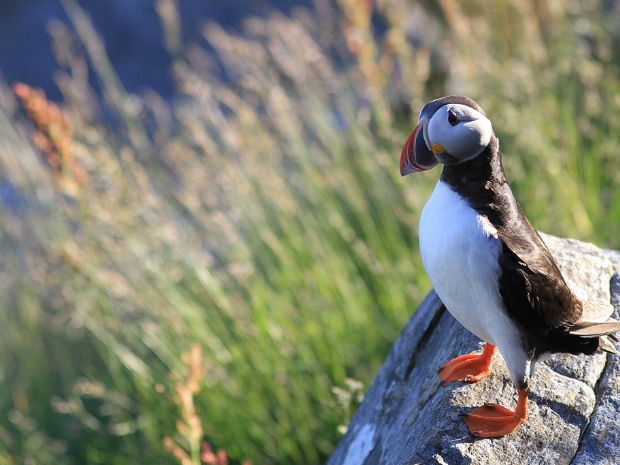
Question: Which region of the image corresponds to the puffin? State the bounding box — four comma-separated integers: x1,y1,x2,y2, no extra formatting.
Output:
400,95,620,438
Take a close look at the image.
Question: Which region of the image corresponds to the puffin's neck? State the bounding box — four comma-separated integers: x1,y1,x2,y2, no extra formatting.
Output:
439,135,516,228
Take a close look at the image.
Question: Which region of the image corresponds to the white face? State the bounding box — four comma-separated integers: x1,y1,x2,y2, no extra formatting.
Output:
425,103,493,163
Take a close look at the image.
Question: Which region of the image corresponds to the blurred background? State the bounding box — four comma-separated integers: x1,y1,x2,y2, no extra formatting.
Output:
1,0,620,464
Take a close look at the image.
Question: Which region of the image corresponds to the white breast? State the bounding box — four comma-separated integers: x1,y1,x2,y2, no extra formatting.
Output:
419,181,523,361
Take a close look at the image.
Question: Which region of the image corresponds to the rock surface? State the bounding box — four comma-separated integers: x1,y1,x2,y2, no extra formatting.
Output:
327,234,620,465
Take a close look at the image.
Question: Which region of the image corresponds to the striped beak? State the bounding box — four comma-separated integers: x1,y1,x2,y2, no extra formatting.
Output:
400,122,438,176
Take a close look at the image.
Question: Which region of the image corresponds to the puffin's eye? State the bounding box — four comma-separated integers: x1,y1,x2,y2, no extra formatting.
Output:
447,109,460,126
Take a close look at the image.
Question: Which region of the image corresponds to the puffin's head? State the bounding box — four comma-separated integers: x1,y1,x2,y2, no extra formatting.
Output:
400,95,493,176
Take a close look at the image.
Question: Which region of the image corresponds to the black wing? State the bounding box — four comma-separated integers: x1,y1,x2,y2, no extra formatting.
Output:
497,221,583,335
496,219,620,355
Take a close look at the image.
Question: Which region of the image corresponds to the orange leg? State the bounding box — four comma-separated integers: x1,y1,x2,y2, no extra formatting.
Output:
462,387,528,438
438,343,496,385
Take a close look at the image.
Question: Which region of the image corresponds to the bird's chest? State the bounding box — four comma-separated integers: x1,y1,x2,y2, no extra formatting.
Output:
419,181,504,343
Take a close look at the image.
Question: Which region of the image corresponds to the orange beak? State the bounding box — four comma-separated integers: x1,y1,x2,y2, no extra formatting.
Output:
400,122,438,176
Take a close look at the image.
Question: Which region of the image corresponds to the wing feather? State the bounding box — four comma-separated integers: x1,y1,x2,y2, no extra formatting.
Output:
497,226,582,333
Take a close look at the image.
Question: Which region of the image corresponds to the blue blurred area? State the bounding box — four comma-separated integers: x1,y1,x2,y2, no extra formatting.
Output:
0,180,28,214
0,0,311,101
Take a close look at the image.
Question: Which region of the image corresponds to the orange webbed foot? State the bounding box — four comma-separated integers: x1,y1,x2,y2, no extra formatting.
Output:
438,343,496,385
462,388,528,438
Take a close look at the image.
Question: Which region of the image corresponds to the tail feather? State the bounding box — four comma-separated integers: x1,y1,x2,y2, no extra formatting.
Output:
581,300,615,321
599,336,620,355
569,319,620,337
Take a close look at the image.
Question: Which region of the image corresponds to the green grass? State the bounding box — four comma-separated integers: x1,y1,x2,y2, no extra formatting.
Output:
1,0,620,464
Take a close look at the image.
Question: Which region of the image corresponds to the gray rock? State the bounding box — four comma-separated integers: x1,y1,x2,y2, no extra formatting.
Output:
328,235,620,465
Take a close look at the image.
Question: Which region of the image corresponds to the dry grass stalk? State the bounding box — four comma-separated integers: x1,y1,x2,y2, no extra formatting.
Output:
12,82,86,190
164,345,252,465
